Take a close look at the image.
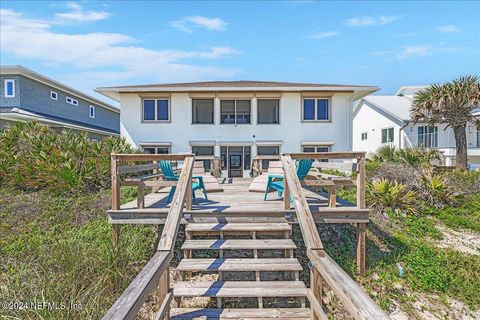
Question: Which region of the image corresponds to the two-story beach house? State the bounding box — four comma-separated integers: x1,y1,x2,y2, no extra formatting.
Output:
96,81,377,177
0,65,120,139
353,85,480,166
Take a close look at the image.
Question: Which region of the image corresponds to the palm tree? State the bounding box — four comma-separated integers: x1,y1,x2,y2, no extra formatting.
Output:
411,76,480,169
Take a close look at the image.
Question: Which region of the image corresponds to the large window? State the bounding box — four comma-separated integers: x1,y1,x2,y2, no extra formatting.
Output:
192,146,214,170
192,99,214,124
221,146,251,170
257,99,279,124
142,145,170,154
220,100,251,124
303,98,330,121
381,127,394,143
143,99,169,121
4,79,15,97
257,145,280,169
418,126,438,147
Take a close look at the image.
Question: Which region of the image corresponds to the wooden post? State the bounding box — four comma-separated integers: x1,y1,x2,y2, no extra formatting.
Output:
328,185,336,208
283,177,290,210
356,155,366,274
158,266,170,320
111,155,121,249
137,184,145,209
186,172,193,211
310,266,323,320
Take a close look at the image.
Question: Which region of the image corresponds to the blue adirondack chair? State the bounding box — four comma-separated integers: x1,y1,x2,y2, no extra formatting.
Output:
159,160,208,203
264,159,313,200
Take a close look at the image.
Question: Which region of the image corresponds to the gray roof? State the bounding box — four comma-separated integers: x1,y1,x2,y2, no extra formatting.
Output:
362,95,413,122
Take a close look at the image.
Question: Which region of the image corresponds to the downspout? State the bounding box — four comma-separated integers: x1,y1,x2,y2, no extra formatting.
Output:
400,120,409,148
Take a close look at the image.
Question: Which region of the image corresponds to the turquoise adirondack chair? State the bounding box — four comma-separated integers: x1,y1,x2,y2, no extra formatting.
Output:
264,159,313,200
159,160,208,203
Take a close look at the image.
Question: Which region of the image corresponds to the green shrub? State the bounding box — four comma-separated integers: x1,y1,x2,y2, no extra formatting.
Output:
367,179,417,214
444,169,480,196
418,173,453,208
370,145,442,167
0,122,136,194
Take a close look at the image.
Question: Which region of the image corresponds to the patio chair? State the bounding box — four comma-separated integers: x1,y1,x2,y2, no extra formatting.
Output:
159,160,208,203
263,159,313,200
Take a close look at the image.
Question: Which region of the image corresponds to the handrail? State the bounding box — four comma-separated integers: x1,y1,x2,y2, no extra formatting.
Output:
103,154,195,320
281,154,390,320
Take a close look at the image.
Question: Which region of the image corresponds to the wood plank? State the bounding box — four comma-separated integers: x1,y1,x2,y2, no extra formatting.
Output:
181,239,296,250
154,291,173,320
287,152,366,160
111,155,120,210
173,281,307,298
157,156,194,251
307,250,389,320
102,251,172,320
170,308,311,319
119,163,159,174
307,290,328,320
185,223,291,233
281,155,323,251
113,154,191,161
177,258,302,272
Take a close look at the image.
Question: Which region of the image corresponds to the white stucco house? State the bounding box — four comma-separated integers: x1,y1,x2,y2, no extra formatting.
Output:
97,80,377,177
353,86,480,166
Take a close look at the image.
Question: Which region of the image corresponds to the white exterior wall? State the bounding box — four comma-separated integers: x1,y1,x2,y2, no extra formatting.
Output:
120,91,354,157
352,101,402,153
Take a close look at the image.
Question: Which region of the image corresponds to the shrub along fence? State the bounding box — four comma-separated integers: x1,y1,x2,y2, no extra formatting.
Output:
0,122,136,194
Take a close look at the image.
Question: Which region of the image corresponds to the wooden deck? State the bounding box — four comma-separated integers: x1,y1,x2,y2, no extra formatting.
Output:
120,178,352,212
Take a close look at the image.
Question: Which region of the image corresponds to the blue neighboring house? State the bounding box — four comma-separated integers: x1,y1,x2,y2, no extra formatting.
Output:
0,65,119,139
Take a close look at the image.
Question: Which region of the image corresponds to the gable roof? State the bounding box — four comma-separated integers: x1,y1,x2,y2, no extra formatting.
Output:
1,65,119,113
354,95,412,124
96,80,378,101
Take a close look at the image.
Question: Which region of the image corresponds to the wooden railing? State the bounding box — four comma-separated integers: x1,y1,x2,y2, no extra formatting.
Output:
281,153,389,320
251,155,281,176
103,154,195,320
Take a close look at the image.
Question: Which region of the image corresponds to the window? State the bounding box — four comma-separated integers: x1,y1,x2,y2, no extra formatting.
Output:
303,98,330,121
221,146,251,170
477,128,480,148
381,127,394,143
142,145,170,154
361,132,368,140
4,79,15,97
302,145,330,162
66,97,78,106
192,99,214,124
142,99,169,121
50,91,58,100
89,106,95,118
418,126,438,147
257,99,279,124
257,145,280,169
220,100,251,124
192,146,214,170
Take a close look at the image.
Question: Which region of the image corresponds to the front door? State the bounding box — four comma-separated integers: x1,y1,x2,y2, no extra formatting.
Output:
228,154,242,177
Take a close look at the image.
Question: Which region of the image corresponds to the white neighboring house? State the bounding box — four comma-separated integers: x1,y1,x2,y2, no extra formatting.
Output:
97,81,378,177
353,85,480,166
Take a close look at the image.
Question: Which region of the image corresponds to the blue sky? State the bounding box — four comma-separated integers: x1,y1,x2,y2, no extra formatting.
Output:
1,0,479,104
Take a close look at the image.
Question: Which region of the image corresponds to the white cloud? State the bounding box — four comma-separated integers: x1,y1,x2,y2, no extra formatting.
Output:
395,46,432,60
55,2,110,23
437,25,461,33
0,9,241,84
345,15,401,27
303,31,339,39
171,16,228,33
372,44,462,61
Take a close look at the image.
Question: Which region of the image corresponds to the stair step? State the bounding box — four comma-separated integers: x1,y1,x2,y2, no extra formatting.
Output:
173,281,307,298
182,239,296,250
186,223,291,233
170,308,311,319
177,258,302,272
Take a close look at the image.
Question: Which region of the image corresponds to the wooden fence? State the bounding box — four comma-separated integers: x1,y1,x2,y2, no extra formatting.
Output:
282,152,389,320
103,154,195,320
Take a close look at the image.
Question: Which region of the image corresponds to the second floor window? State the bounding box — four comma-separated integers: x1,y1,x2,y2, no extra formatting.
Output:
220,100,251,124
257,99,279,124
361,132,368,140
303,98,330,121
418,126,438,147
381,127,394,143
50,91,58,100
143,99,169,121
192,99,214,124
142,145,170,154
66,97,78,106
4,79,15,97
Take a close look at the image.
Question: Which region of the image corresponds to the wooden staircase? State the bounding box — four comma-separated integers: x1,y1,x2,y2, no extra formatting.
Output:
170,222,310,319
